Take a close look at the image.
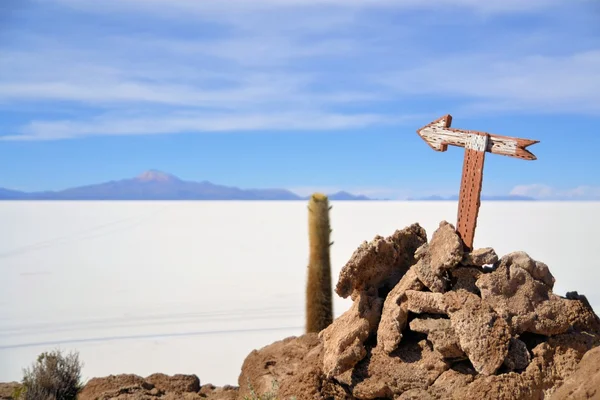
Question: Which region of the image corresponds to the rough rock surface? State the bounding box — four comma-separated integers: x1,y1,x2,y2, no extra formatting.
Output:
445,290,511,376
377,268,424,354
409,317,464,359
231,221,600,399
462,247,498,267
319,290,383,378
6,220,598,400
503,338,531,372
238,333,322,399
551,345,600,399
413,222,463,293
74,373,236,400
335,224,427,299
0,383,20,400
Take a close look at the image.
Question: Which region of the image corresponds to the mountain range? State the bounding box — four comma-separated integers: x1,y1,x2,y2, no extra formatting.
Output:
0,170,537,201
406,195,535,201
0,170,372,201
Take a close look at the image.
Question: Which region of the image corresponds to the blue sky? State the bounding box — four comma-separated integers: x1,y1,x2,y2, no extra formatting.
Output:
1,0,599,199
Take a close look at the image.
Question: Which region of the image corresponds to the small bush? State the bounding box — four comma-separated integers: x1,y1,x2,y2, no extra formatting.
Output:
20,349,83,400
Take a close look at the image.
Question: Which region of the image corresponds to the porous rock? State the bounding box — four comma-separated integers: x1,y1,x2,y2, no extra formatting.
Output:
462,247,498,266
521,295,600,336
78,374,155,400
476,261,552,331
377,268,424,354
413,222,463,293
410,317,465,359
237,333,321,399
551,345,600,400
145,374,200,394
429,221,464,271
444,290,511,376
496,251,555,288
335,223,427,299
320,290,383,378
414,253,448,293
450,266,483,294
351,339,448,399
503,338,531,371
405,290,447,315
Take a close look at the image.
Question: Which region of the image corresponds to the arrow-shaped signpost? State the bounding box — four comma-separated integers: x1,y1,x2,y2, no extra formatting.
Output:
417,115,539,251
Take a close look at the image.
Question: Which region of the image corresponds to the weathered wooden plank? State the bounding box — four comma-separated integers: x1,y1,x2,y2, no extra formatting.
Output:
456,134,488,251
415,114,539,251
416,114,538,160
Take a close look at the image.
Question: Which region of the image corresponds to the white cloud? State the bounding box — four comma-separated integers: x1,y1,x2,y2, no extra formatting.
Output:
0,112,419,141
376,50,600,114
1,0,598,140
510,184,600,200
46,0,568,15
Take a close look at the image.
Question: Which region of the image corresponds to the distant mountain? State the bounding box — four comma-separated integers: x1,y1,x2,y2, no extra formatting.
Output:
327,191,371,201
407,194,536,201
0,188,27,199
0,170,372,201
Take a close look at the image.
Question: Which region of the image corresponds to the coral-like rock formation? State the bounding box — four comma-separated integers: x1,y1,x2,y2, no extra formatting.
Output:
239,220,600,400
335,224,427,300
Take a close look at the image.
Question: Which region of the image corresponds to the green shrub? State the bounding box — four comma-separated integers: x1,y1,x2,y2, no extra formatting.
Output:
20,349,83,400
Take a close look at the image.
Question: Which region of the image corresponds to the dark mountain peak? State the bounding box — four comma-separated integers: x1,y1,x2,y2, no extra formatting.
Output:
135,170,180,183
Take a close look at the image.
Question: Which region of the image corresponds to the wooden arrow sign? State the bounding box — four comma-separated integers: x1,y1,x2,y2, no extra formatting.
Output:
417,114,539,250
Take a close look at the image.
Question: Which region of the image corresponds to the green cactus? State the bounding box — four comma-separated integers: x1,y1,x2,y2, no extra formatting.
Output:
306,193,334,333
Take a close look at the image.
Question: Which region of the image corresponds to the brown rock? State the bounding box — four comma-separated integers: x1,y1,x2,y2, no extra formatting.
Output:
320,290,383,378
496,251,555,288
476,262,551,331
429,369,475,398
409,317,465,359
414,254,448,293
352,339,448,398
551,346,600,400
450,266,483,294
429,221,464,271
409,316,452,334
503,338,531,371
145,374,200,394
78,374,154,400
445,290,511,376
405,290,447,314
0,382,21,400
277,342,331,400
521,295,600,336
237,333,321,399
462,247,498,266
206,386,238,400
413,222,463,293
428,330,466,359
396,388,434,399
335,224,427,299
377,268,424,354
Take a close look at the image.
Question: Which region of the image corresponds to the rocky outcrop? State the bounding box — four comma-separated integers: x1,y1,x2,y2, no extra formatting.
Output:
551,345,600,399
76,373,236,400
8,220,596,400
239,220,600,400
335,224,427,300
0,383,20,400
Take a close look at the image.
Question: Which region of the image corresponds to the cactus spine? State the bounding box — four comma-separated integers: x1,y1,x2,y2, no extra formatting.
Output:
306,193,334,333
